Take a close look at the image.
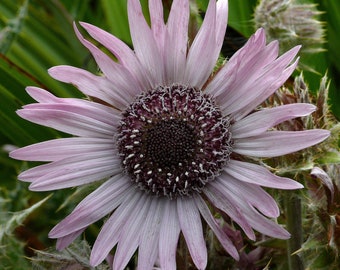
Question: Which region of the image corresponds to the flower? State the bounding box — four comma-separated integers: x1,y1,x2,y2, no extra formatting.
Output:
10,0,330,269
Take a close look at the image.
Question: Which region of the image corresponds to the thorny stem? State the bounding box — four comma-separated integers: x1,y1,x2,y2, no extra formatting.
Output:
285,193,304,270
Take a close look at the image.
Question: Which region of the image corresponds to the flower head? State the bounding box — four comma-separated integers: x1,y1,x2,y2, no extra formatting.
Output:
10,0,329,269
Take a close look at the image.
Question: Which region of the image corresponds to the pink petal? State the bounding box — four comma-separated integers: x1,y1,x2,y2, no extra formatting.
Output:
234,129,330,157
232,56,300,120
25,86,60,103
90,191,142,266
216,175,280,218
55,228,85,250
311,167,334,202
22,153,121,190
137,197,165,270
204,184,255,240
17,108,115,138
215,0,229,50
22,102,118,126
49,175,131,238
79,22,151,90
177,198,207,270
73,23,142,99
112,195,152,270
48,66,130,109
128,0,164,86
10,137,114,162
164,0,189,83
19,150,116,180
225,159,304,189
238,203,290,239
26,86,122,118
159,200,180,270
231,103,316,139
220,46,300,118
194,195,239,260
184,0,216,88
217,182,291,239
149,0,166,52
205,28,268,96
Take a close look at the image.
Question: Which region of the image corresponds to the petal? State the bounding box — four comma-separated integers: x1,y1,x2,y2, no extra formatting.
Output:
177,198,207,270
19,150,116,180
112,195,152,270
10,137,114,162
22,102,118,127
184,0,217,88
217,175,280,218
231,103,316,139
25,86,61,103
206,28,268,96
204,183,255,240
17,107,115,138
128,0,164,86
79,22,151,90
90,191,142,266
137,197,165,270
164,0,189,83
149,0,166,51
232,57,300,121
21,153,121,190
194,195,239,260
220,46,300,118
237,203,290,239
159,200,180,270
225,159,304,189
311,167,334,201
49,175,131,238
48,66,130,109
73,23,142,100
212,181,290,239
26,86,121,117
215,0,229,50
55,228,85,250
234,129,330,157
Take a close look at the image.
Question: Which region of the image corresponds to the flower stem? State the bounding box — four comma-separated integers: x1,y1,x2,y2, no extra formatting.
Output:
285,193,304,270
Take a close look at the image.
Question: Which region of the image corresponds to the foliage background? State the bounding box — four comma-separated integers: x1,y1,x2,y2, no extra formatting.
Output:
0,0,339,269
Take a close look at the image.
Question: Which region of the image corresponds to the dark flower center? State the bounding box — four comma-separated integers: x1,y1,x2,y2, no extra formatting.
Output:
117,85,232,198
144,119,196,168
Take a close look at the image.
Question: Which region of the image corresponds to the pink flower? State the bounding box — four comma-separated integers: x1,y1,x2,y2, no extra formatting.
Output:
10,0,329,269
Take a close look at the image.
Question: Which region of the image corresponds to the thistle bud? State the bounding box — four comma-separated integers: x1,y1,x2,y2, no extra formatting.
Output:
254,0,325,55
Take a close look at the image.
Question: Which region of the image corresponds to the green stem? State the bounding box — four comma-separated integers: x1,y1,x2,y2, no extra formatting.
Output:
285,193,304,270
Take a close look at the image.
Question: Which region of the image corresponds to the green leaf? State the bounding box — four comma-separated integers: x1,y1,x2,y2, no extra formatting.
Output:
0,57,61,146
0,0,28,54
0,194,51,269
31,240,110,270
0,194,51,241
227,0,257,37
315,151,340,165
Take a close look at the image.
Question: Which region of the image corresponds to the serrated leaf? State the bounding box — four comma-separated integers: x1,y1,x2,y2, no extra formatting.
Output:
31,240,110,270
0,194,51,242
0,235,31,270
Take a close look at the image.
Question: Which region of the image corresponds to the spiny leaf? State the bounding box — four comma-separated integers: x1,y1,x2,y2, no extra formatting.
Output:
31,240,110,270
0,194,51,242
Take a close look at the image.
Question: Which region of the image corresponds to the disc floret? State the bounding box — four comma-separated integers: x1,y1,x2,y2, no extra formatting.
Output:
117,85,233,198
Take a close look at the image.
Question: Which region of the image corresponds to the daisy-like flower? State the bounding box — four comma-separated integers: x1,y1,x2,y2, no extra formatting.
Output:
10,0,330,269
